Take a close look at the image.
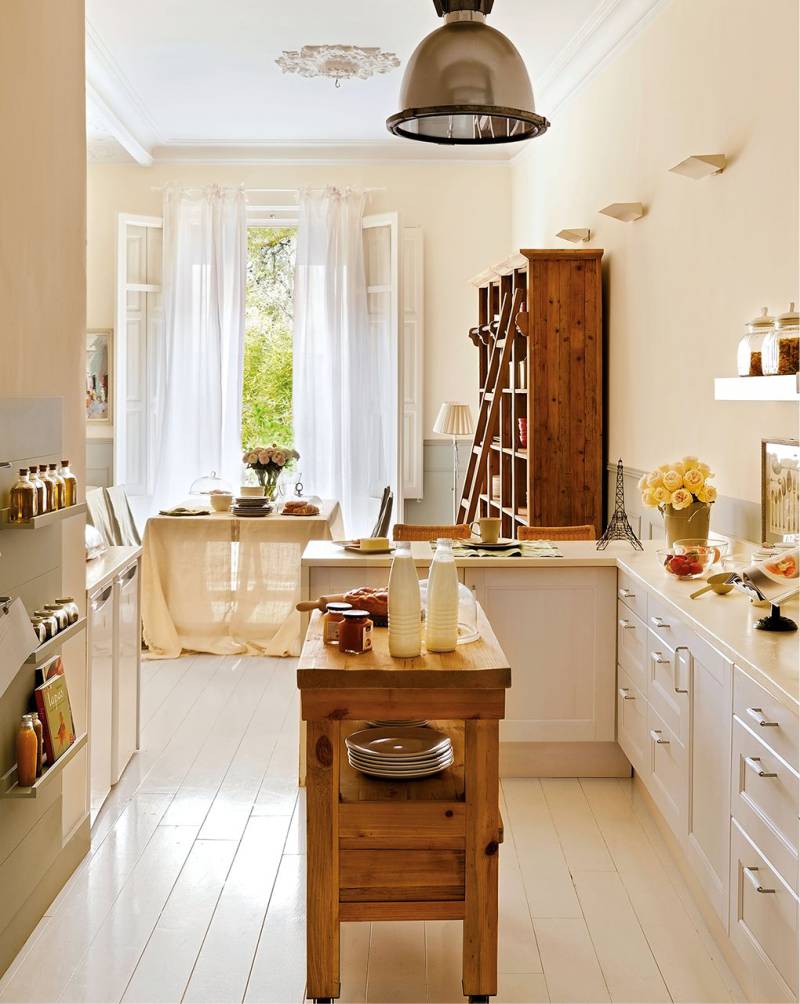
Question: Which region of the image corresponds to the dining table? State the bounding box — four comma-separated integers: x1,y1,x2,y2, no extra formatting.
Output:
141,499,344,659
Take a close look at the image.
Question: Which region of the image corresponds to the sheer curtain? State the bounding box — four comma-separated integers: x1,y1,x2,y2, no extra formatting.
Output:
151,185,247,512
293,187,388,537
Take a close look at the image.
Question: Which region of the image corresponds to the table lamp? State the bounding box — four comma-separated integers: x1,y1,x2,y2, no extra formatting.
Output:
433,402,474,521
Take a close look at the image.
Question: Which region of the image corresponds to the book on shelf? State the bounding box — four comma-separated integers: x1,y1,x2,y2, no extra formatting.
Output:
34,666,76,766
34,654,64,690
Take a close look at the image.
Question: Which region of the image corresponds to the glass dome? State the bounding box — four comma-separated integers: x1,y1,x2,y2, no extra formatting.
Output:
189,471,233,496
419,578,479,645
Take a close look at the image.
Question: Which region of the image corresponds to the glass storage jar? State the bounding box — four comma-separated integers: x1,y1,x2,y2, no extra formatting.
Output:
43,603,69,632
763,302,799,375
55,597,80,625
737,307,773,376
30,618,49,645
33,609,58,639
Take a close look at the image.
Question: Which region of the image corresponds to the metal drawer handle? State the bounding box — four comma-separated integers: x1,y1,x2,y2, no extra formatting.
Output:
650,651,670,665
650,729,670,745
744,756,777,778
744,867,776,894
619,618,635,630
618,688,635,700
651,616,671,630
673,644,690,694
746,707,779,729
618,588,636,599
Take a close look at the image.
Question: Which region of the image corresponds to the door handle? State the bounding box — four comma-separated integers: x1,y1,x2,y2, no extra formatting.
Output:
744,756,777,778
746,707,779,729
618,588,636,600
618,688,635,700
650,616,671,630
673,645,690,694
650,729,670,745
650,651,670,666
619,618,635,630
744,867,776,894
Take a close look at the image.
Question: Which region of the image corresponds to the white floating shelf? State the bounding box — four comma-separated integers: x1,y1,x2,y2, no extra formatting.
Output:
0,732,88,799
598,202,644,222
0,502,86,531
556,228,591,243
714,374,800,402
670,154,726,179
26,617,86,665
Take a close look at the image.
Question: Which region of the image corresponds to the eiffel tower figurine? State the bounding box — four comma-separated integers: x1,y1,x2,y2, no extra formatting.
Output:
597,458,644,550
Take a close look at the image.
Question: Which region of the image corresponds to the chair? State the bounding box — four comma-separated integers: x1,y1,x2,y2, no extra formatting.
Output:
393,523,472,542
106,484,142,546
370,487,393,539
85,486,118,548
518,524,596,541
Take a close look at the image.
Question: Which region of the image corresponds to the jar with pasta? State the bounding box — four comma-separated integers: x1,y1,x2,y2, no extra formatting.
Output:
763,302,799,376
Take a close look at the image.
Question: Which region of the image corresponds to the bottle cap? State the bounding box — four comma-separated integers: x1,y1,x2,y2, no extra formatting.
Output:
325,602,353,613
18,468,27,476
341,609,370,619
61,459,69,465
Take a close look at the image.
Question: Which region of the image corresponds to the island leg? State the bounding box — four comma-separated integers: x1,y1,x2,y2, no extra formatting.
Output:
462,718,500,1000
306,719,341,1002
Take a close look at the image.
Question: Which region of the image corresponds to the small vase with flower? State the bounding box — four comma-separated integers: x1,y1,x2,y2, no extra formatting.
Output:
242,444,300,502
639,456,717,547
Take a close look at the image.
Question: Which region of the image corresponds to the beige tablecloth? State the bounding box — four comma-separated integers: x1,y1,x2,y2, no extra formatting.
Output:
142,500,344,659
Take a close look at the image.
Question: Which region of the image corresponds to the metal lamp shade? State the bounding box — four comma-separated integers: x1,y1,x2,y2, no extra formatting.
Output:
386,15,549,145
434,402,474,437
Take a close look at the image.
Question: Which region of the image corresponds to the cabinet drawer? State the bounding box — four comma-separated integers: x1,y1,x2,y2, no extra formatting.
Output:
647,704,687,840
617,602,648,692
732,719,799,893
646,630,690,747
734,666,799,769
617,569,646,621
730,820,799,1002
617,669,649,778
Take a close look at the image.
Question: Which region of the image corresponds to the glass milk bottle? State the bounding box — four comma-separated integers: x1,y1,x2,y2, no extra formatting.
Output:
425,539,459,652
388,543,421,658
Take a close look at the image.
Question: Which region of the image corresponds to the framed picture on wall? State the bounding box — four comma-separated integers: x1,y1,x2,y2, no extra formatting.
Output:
86,329,112,424
761,438,800,544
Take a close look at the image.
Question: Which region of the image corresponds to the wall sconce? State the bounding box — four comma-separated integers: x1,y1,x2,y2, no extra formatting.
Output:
669,154,726,179
556,228,591,243
598,202,644,222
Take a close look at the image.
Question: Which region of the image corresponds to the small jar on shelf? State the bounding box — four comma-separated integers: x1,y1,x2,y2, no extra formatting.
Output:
736,307,773,376
55,597,80,625
762,302,799,375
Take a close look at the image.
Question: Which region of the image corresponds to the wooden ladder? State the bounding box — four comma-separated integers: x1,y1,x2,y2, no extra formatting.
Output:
457,287,526,525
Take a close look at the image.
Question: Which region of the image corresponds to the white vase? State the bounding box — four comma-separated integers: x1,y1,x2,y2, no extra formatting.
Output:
425,539,459,653
388,545,421,658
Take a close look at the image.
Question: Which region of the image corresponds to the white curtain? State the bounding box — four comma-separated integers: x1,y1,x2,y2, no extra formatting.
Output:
293,187,388,537
151,185,247,512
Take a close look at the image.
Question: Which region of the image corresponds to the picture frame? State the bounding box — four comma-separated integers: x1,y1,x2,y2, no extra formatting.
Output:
86,328,112,424
761,438,800,544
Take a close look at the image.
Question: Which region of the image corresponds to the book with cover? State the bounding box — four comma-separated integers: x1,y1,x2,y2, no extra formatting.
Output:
34,654,64,690
34,672,76,765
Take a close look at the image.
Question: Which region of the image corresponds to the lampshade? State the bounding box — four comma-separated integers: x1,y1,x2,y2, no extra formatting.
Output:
434,402,474,437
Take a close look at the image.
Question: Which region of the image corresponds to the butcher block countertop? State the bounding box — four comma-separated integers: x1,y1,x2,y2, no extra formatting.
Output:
302,539,799,712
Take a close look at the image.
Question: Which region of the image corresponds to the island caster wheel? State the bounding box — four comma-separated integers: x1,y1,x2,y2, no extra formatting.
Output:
313,998,334,1003
468,996,490,1002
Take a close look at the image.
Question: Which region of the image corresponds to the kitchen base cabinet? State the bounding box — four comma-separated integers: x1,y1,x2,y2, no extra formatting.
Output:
617,669,649,778
88,584,114,817
113,560,140,782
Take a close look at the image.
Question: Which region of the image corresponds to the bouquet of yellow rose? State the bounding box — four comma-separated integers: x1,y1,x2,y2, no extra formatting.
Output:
638,456,717,511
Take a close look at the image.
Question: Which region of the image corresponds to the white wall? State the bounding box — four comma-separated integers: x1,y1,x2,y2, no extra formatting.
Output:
87,161,512,443
511,0,798,505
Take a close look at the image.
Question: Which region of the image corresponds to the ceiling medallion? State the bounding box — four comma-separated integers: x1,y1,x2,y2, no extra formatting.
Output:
276,45,401,87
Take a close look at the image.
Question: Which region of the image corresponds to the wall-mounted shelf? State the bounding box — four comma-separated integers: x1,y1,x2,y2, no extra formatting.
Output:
0,502,86,531
599,202,644,222
25,617,86,665
714,375,800,402
556,228,591,243
670,154,726,179
0,732,88,799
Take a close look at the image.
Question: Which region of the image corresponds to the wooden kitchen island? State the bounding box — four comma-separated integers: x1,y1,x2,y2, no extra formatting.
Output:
297,608,511,1003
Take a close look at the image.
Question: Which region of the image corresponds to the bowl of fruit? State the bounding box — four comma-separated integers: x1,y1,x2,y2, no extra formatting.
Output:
658,545,717,580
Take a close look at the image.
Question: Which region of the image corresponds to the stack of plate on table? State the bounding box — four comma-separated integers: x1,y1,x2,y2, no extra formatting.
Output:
232,496,274,517
345,726,454,779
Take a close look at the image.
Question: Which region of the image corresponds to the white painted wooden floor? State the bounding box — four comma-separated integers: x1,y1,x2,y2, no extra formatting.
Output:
0,654,745,1004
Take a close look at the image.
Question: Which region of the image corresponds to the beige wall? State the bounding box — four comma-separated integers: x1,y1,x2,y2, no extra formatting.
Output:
0,0,88,973
87,161,512,438
511,0,799,505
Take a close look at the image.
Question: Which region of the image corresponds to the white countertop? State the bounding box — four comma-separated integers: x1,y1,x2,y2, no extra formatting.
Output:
302,539,799,711
86,545,142,595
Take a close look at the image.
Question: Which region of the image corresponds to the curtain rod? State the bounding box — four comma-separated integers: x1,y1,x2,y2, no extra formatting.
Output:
149,186,386,195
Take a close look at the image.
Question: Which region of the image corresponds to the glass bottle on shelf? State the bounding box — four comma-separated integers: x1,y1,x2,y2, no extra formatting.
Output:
9,468,36,522
29,466,46,514
30,713,44,777
763,302,800,376
40,464,55,511
60,460,77,507
48,463,65,509
736,307,773,376
16,715,38,788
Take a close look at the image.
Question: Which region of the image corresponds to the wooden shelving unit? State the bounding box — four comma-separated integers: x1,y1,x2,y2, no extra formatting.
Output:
0,732,88,799
25,617,86,665
0,502,86,531
458,250,605,538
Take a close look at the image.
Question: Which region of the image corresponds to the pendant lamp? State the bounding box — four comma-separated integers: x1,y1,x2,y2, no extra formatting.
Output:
387,0,549,145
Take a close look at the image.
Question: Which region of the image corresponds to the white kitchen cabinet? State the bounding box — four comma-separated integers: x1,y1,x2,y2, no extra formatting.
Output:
465,566,616,743
88,583,114,817
617,668,649,778
112,560,140,782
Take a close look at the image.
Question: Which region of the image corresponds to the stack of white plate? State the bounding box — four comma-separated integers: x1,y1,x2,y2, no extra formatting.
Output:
345,726,454,779
232,497,274,517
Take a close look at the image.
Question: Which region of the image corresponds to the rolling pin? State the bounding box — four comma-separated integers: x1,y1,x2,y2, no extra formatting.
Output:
296,593,348,613
296,588,390,626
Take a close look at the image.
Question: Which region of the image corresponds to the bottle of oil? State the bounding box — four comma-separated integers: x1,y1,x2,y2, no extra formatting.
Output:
39,464,54,511
29,466,46,514
59,460,77,507
9,469,36,522
48,463,65,509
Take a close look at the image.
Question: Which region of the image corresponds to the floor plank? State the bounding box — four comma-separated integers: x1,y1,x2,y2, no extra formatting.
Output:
541,779,615,872
533,918,610,1004
366,922,427,1004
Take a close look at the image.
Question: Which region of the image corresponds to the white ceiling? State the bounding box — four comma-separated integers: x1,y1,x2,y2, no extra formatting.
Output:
85,0,667,164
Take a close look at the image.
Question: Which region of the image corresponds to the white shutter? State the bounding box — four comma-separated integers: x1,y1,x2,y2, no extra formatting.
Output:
401,226,424,500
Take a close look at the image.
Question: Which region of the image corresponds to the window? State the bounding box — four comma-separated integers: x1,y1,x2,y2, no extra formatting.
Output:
242,226,296,449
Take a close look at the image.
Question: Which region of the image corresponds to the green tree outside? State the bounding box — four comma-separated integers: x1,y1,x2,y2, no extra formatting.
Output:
242,226,296,449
